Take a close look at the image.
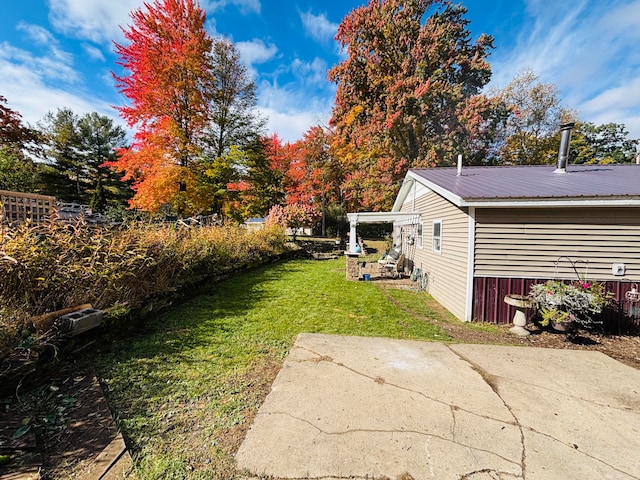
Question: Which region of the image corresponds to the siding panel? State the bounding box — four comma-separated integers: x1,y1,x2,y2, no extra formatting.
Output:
475,207,640,280
400,190,470,320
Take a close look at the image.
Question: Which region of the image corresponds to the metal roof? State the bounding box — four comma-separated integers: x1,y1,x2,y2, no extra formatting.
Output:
399,164,640,208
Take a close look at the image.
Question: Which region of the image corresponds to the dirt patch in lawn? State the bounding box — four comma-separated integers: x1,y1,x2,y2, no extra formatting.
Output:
441,319,640,370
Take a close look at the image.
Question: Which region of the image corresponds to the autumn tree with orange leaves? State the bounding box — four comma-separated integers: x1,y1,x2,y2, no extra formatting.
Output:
224,128,345,235
289,126,343,236
110,0,215,215
329,0,504,210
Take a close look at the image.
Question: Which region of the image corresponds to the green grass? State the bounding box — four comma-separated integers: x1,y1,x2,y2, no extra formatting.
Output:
94,257,451,479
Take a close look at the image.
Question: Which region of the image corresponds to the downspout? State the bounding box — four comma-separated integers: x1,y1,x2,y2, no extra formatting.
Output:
464,207,476,322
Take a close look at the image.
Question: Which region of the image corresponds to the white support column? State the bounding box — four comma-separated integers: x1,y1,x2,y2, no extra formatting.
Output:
349,219,358,253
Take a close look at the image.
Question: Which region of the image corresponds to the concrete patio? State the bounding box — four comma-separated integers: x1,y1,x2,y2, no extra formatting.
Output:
237,333,640,480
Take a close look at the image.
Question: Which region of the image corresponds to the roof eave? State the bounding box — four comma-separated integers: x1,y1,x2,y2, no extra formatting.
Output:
393,170,465,211
459,198,640,208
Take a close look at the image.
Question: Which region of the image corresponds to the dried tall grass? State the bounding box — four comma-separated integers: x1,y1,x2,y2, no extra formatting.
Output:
0,220,288,353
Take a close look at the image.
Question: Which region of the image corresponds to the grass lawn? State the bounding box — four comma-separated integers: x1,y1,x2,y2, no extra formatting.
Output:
94,257,454,479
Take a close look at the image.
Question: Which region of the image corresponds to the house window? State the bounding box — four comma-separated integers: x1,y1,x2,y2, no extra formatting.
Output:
432,220,442,253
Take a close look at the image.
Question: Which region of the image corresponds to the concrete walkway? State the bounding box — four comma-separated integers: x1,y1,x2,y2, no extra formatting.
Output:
236,333,640,480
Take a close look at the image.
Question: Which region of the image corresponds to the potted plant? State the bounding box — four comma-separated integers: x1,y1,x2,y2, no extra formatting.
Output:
529,280,614,331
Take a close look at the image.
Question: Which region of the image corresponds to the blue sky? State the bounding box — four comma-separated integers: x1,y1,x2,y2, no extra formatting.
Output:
1,0,639,143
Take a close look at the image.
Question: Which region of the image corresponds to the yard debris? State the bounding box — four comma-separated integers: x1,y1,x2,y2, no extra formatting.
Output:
31,304,92,334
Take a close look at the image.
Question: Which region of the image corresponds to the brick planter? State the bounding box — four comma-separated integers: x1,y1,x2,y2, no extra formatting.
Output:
345,252,361,281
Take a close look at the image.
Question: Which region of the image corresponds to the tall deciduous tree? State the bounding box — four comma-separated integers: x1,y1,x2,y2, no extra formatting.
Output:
225,136,286,221
208,38,265,159
111,0,215,215
329,0,499,210
492,69,573,165
570,121,639,164
291,126,342,236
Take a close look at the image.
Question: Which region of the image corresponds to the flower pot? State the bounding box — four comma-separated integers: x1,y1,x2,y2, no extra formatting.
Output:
551,320,574,332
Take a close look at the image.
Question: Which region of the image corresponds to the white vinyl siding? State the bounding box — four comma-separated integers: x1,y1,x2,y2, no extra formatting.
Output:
474,207,640,280
400,190,470,320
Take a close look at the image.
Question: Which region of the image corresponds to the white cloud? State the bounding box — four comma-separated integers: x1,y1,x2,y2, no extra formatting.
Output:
258,106,328,144
256,79,333,142
487,0,640,139
0,56,118,128
46,0,261,46
300,11,338,45
205,0,260,15
600,0,640,36
81,43,106,62
47,0,141,44
581,77,640,116
291,57,328,87
0,40,79,84
578,76,640,139
236,38,278,66
0,34,120,132
16,22,75,65
16,22,55,45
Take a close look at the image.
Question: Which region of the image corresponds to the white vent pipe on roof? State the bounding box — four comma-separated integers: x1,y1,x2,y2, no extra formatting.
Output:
554,122,575,174
457,154,462,176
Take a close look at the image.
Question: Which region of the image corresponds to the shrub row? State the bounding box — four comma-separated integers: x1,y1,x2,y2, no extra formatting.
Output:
0,221,289,354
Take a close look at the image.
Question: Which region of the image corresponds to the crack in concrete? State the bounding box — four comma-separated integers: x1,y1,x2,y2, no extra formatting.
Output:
477,374,633,413
458,468,522,479
259,410,521,469
291,344,640,479
444,345,527,480
450,405,458,442
297,345,515,430
249,474,403,480
255,476,413,480
521,425,640,479
446,348,640,480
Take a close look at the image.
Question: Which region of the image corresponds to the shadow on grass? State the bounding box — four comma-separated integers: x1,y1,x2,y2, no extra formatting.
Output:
90,257,447,477
107,260,302,348
92,260,305,441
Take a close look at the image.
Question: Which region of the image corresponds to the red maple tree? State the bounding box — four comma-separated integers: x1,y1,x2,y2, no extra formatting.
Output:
109,0,215,214
0,96,39,152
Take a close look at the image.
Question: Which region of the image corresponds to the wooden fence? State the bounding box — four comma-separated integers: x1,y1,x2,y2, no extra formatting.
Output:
0,190,56,224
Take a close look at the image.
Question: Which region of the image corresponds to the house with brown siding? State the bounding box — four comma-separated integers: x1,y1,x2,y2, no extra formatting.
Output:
385,163,640,325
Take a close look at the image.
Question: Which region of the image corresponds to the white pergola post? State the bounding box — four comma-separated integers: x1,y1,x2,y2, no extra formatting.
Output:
349,219,358,253
346,212,421,253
